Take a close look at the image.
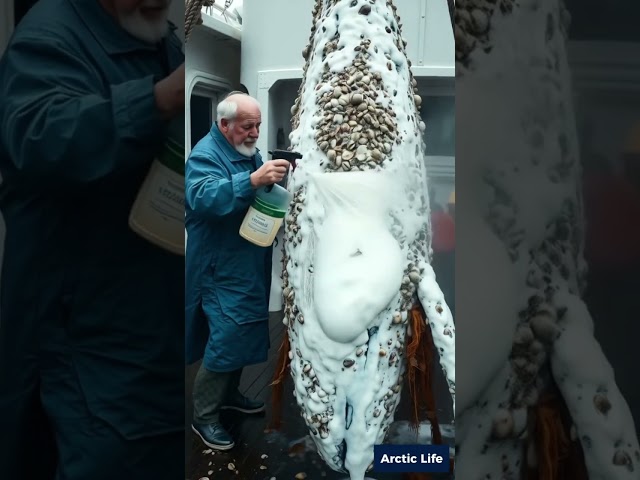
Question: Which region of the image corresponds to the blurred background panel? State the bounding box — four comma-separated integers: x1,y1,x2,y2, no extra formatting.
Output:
567,0,640,435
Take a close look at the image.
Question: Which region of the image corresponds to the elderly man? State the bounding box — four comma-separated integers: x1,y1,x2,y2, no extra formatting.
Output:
0,0,184,478
185,92,290,449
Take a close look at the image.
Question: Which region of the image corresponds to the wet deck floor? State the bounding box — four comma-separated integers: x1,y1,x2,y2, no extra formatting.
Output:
185,312,454,480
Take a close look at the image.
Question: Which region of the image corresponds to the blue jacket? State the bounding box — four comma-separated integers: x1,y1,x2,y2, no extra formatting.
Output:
185,123,272,372
0,0,184,439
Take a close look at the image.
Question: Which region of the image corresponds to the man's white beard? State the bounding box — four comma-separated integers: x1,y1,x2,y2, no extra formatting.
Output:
236,143,257,157
118,5,170,44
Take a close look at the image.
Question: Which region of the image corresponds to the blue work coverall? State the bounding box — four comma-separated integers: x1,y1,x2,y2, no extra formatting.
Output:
0,0,184,478
185,123,272,373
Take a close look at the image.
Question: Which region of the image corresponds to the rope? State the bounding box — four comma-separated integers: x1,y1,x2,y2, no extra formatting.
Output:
184,0,215,42
267,330,291,431
407,304,442,446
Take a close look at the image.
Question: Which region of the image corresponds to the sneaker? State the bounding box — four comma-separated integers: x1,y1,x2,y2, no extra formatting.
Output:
191,422,235,450
221,392,265,414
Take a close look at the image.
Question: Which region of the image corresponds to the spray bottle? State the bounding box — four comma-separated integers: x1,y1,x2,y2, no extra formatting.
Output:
239,150,302,247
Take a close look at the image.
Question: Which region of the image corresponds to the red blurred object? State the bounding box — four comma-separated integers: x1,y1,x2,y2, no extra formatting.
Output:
431,210,455,253
583,173,640,269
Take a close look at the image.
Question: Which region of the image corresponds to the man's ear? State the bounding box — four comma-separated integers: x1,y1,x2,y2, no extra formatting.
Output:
219,118,231,132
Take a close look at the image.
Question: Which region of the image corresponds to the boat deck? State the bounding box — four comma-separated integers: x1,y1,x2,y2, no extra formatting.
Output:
185,312,454,480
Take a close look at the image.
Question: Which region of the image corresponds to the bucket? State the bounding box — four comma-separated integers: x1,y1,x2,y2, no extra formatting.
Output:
239,183,292,247
129,136,185,255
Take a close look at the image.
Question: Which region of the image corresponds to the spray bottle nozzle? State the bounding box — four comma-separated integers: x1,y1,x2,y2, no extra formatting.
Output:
268,150,303,162
264,150,302,192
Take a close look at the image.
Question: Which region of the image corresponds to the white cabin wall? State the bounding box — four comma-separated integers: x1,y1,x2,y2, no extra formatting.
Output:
240,0,453,96
240,0,313,96
240,0,455,170
186,30,241,90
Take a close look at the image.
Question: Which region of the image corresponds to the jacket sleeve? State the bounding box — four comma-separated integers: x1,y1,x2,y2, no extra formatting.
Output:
0,34,166,184
185,151,256,219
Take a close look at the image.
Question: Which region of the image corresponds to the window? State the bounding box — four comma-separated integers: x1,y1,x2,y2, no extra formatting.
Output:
188,82,229,151
420,91,455,208
189,94,214,149
421,95,455,157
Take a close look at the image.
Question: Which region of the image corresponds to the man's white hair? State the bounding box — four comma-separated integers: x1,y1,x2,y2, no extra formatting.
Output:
217,93,261,122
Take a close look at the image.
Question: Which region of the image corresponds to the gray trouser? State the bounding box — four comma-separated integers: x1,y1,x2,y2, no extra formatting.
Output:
192,365,242,424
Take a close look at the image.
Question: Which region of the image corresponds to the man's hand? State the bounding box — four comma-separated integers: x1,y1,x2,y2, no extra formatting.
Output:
250,159,290,189
154,63,185,119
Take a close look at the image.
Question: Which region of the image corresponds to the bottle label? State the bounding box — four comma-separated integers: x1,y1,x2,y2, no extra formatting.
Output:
130,159,185,254
246,207,276,236
147,164,185,223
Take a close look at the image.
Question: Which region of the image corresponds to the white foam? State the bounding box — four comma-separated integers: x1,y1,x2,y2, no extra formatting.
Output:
285,2,455,479
455,202,521,414
455,0,640,477
551,291,640,479
314,208,404,344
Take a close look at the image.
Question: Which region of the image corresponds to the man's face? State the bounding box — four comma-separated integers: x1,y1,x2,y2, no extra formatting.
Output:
220,106,261,157
112,0,172,44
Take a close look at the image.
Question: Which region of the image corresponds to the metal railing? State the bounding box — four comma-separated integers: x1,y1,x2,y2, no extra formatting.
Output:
202,0,241,26
185,0,241,42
